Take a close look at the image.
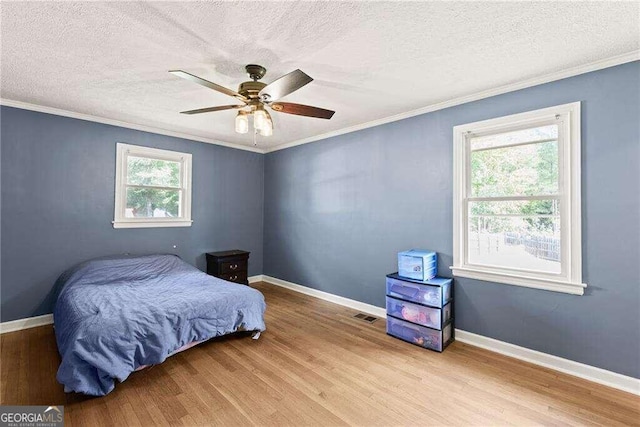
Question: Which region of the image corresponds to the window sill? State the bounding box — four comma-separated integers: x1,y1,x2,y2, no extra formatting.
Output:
112,220,193,229
450,266,586,295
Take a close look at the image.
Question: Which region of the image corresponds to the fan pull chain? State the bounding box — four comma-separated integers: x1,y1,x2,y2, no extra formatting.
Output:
253,128,258,146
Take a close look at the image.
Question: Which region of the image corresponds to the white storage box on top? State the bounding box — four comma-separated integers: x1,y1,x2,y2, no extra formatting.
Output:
398,249,437,281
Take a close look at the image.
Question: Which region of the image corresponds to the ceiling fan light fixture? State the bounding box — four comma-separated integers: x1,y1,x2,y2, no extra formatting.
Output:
253,108,268,131
259,112,273,137
171,64,335,140
235,110,249,134
259,125,273,137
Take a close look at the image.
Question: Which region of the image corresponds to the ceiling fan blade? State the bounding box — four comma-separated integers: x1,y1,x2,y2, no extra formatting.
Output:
170,70,247,101
270,102,335,119
180,105,245,115
259,69,313,102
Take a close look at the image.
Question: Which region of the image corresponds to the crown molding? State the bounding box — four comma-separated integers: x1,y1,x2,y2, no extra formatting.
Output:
264,50,640,153
2,51,637,155
0,99,266,154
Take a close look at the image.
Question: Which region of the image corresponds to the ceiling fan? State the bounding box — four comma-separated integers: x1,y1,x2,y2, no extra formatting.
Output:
169,65,335,137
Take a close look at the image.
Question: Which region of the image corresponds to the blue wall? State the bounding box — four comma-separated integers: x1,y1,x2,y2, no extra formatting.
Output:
1,106,264,322
2,62,638,378
263,61,640,378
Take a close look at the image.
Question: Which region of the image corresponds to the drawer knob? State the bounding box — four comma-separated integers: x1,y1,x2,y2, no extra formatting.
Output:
230,264,238,270
230,275,238,280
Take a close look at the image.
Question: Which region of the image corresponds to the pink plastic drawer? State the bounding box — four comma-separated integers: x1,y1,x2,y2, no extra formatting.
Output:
386,296,451,330
386,316,453,352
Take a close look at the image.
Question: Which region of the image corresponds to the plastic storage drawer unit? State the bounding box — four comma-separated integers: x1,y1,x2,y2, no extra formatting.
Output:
397,249,437,281
386,316,453,352
386,274,452,308
386,296,452,330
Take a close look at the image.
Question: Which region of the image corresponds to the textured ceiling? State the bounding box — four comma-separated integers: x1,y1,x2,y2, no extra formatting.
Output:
2,1,639,150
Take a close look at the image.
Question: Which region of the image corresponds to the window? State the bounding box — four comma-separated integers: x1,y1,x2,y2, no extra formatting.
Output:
113,143,192,228
452,103,585,295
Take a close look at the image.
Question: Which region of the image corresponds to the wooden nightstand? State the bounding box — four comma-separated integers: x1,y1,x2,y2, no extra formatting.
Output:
206,250,250,285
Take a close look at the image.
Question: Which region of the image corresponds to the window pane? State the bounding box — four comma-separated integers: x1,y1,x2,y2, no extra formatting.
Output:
471,140,558,197
127,156,181,187
468,200,561,274
125,187,181,218
470,124,557,150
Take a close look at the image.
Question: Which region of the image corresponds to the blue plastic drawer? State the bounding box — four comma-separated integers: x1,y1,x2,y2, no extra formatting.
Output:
386,316,453,352
385,275,452,308
386,296,452,330
398,250,437,281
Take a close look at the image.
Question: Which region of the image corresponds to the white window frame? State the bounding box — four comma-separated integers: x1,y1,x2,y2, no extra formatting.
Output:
451,102,585,295
113,143,192,229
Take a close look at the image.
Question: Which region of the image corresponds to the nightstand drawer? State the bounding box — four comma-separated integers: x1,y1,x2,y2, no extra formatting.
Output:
206,250,250,285
220,271,248,284
220,259,247,274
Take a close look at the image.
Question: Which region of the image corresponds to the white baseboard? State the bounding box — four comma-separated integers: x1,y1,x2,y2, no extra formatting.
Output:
0,314,54,334
248,274,264,284
260,275,640,396
262,275,387,318
455,330,640,396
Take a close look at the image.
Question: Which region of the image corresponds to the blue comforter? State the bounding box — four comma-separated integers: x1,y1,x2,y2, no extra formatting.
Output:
53,254,266,396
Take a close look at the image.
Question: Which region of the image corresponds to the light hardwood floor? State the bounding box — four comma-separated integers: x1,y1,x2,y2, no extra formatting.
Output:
1,282,639,426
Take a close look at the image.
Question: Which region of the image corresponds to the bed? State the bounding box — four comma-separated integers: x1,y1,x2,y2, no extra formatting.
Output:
53,254,266,396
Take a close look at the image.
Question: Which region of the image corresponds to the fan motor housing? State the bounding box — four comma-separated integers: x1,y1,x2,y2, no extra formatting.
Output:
238,81,267,100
